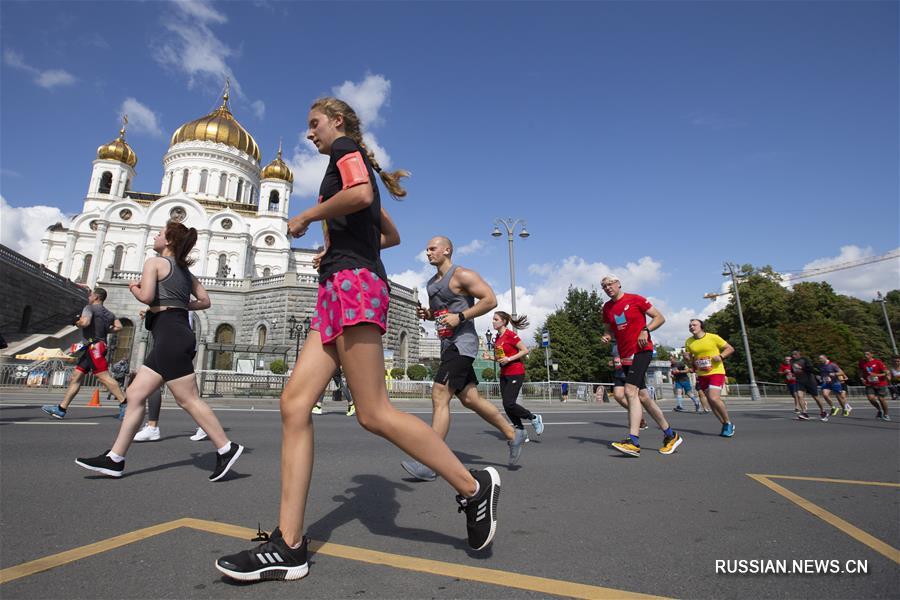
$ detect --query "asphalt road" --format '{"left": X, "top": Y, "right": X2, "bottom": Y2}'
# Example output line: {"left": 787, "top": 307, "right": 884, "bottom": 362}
{"left": 1, "top": 396, "right": 898, "bottom": 599}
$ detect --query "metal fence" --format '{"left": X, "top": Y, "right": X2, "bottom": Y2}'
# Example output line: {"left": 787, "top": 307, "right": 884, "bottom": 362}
{"left": 0, "top": 363, "right": 101, "bottom": 389}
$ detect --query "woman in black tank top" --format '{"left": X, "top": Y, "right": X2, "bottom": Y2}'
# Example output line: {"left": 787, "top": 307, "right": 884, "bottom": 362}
{"left": 75, "top": 221, "right": 244, "bottom": 482}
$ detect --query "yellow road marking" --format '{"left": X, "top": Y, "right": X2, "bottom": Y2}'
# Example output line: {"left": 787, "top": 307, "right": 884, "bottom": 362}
{"left": 747, "top": 474, "right": 900, "bottom": 564}
{"left": 1, "top": 518, "right": 665, "bottom": 599}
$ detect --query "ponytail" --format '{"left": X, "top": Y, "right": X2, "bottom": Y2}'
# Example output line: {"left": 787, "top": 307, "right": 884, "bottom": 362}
{"left": 495, "top": 311, "right": 529, "bottom": 330}
{"left": 165, "top": 220, "right": 197, "bottom": 268}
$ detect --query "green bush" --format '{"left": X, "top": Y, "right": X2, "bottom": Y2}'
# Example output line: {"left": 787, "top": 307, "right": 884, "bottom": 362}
{"left": 407, "top": 364, "right": 428, "bottom": 381}
{"left": 270, "top": 359, "right": 287, "bottom": 375}
{"left": 481, "top": 368, "right": 496, "bottom": 381}
{"left": 390, "top": 367, "right": 405, "bottom": 380}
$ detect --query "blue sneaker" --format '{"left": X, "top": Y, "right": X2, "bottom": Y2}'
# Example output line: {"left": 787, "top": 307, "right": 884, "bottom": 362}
{"left": 116, "top": 403, "right": 127, "bottom": 421}
{"left": 530, "top": 414, "right": 544, "bottom": 436}
{"left": 41, "top": 404, "right": 66, "bottom": 419}
{"left": 720, "top": 422, "right": 735, "bottom": 437}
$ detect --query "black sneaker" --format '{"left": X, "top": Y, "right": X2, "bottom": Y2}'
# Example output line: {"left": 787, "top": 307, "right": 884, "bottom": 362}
{"left": 75, "top": 451, "right": 124, "bottom": 477}
{"left": 216, "top": 527, "right": 309, "bottom": 582}
{"left": 455, "top": 467, "right": 500, "bottom": 551}
{"left": 209, "top": 442, "right": 244, "bottom": 482}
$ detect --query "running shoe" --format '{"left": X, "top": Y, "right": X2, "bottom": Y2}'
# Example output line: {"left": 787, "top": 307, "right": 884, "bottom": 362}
{"left": 793, "top": 408, "right": 800, "bottom": 414}
{"left": 702, "top": 409, "right": 712, "bottom": 414}
{"left": 720, "top": 422, "right": 735, "bottom": 438}
{"left": 117, "top": 402, "right": 127, "bottom": 421}
{"left": 531, "top": 414, "right": 544, "bottom": 436}
{"left": 820, "top": 411, "right": 829, "bottom": 422}
{"left": 875, "top": 411, "right": 884, "bottom": 420}
{"left": 797, "top": 412, "right": 810, "bottom": 421}
{"left": 209, "top": 442, "right": 244, "bottom": 482}
{"left": 456, "top": 467, "right": 501, "bottom": 551}
{"left": 75, "top": 451, "right": 124, "bottom": 477}
{"left": 830, "top": 406, "right": 841, "bottom": 416}
{"left": 133, "top": 425, "right": 160, "bottom": 442}
{"left": 311, "top": 405, "right": 323, "bottom": 415}
{"left": 695, "top": 406, "right": 703, "bottom": 413}
{"left": 216, "top": 527, "right": 309, "bottom": 582}
{"left": 401, "top": 460, "right": 437, "bottom": 482}
{"left": 639, "top": 418, "right": 648, "bottom": 430}
{"left": 611, "top": 438, "right": 641, "bottom": 457}
{"left": 674, "top": 406, "right": 685, "bottom": 412}
{"left": 880, "top": 414, "right": 892, "bottom": 421}
{"left": 346, "top": 403, "right": 356, "bottom": 417}
{"left": 41, "top": 404, "right": 66, "bottom": 419}
{"left": 190, "top": 427, "right": 208, "bottom": 441}
{"left": 842, "top": 405, "right": 852, "bottom": 417}
{"left": 659, "top": 432, "right": 683, "bottom": 455}
{"left": 508, "top": 428, "right": 526, "bottom": 466}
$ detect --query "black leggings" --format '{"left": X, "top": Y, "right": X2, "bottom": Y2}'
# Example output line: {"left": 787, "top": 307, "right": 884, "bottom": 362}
{"left": 147, "top": 387, "right": 163, "bottom": 422}
{"left": 500, "top": 375, "right": 534, "bottom": 429}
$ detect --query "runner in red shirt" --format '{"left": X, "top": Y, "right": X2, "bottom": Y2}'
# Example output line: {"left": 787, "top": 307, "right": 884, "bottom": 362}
{"left": 600, "top": 275, "right": 682, "bottom": 457}
{"left": 778, "top": 356, "right": 801, "bottom": 413}
{"left": 858, "top": 351, "right": 890, "bottom": 421}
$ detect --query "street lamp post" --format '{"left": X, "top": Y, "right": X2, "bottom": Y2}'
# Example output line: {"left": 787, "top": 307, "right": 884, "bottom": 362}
{"left": 720, "top": 262, "right": 761, "bottom": 402}
{"left": 491, "top": 218, "right": 530, "bottom": 321}
{"left": 287, "top": 315, "right": 311, "bottom": 366}
{"left": 875, "top": 291, "right": 898, "bottom": 355}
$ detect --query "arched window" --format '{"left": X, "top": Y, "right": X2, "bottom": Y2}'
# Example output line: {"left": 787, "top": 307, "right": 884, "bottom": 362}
{"left": 250, "top": 187, "right": 257, "bottom": 205}
{"left": 235, "top": 179, "right": 244, "bottom": 203}
{"left": 268, "top": 190, "right": 280, "bottom": 212}
{"left": 218, "top": 173, "right": 227, "bottom": 197}
{"left": 110, "top": 319, "right": 135, "bottom": 364}
{"left": 78, "top": 254, "right": 92, "bottom": 283}
{"left": 19, "top": 305, "right": 32, "bottom": 333}
{"left": 257, "top": 325, "right": 267, "bottom": 347}
{"left": 112, "top": 245, "right": 125, "bottom": 271}
{"left": 212, "top": 324, "right": 235, "bottom": 370}
{"left": 398, "top": 331, "right": 409, "bottom": 371}
{"left": 216, "top": 253, "right": 229, "bottom": 279}
{"left": 262, "top": 267, "right": 271, "bottom": 277}
{"left": 167, "top": 172, "right": 174, "bottom": 195}
{"left": 125, "top": 178, "right": 131, "bottom": 192}
{"left": 98, "top": 172, "right": 113, "bottom": 194}
{"left": 199, "top": 170, "right": 208, "bottom": 193}
{"left": 55, "top": 262, "right": 62, "bottom": 274}
{"left": 181, "top": 168, "right": 189, "bottom": 192}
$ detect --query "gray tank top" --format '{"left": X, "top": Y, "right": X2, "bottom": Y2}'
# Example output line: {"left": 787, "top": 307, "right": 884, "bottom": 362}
{"left": 150, "top": 256, "right": 192, "bottom": 309}
{"left": 427, "top": 264, "right": 478, "bottom": 358}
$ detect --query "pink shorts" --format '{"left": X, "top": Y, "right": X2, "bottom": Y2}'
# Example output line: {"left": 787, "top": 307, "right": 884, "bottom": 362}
{"left": 697, "top": 374, "right": 726, "bottom": 391}
{"left": 310, "top": 268, "right": 390, "bottom": 344}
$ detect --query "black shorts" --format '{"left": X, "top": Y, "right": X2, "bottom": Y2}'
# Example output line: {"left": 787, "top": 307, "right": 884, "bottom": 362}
{"left": 142, "top": 309, "right": 195, "bottom": 382}
{"left": 621, "top": 350, "right": 651, "bottom": 389}
{"left": 797, "top": 377, "right": 818, "bottom": 396}
{"left": 866, "top": 386, "right": 887, "bottom": 398}
{"left": 434, "top": 344, "right": 478, "bottom": 393}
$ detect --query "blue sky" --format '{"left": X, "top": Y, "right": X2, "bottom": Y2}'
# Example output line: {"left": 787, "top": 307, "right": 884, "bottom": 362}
{"left": 2, "top": 0, "right": 898, "bottom": 345}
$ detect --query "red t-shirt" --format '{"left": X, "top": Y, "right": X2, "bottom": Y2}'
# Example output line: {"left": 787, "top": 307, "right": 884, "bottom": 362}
{"left": 778, "top": 363, "right": 796, "bottom": 382}
{"left": 602, "top": 293, "right": 653, "bottom": 365}
{"left": 494, "top": 329, "right": 526, "bottom": 376}
{"left": 858, "top": 359, "right": 888, "bottom": 387}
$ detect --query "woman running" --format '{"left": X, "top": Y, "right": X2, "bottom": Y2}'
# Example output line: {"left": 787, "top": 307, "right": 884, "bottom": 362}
{"left": 490, "top": 311, "right": 543, "bottom": 450}
{"left": 215, "top": 97, "right": 500, "bottom": 583}
{"left": 75, "top": 221, "right": 243, "bottom": 481}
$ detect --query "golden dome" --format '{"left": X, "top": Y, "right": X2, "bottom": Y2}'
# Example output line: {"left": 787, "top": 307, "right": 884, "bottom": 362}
{"left": 97, "top": 119, "right": 137, "bottom": 167}
{"left": 169, "top": 91, "right": 260, "bottom": 162}
{"left": 261, "top": 141, "right": 293, "bottom": 183}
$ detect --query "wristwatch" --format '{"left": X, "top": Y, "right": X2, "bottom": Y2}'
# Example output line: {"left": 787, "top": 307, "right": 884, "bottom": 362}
{"left": 457, "top": 312, "right": 467, "bottom": 323}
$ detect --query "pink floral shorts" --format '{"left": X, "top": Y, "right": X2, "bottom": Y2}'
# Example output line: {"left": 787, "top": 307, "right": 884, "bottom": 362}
{"left": 310, "top": 268, "right": 390, "bottom": 344}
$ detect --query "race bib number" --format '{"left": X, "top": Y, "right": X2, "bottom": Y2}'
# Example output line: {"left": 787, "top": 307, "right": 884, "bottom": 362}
{"left": 868, "top": 375, "right": 880, "bottom": 383}
{"left": 69, "top": 342, "right": 85, "bottom": 354}
{"left": 695, "top": 358, "right": 712, "bottom": 370}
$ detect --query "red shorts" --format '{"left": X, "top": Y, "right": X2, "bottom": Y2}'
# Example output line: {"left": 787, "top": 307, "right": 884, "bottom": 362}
{"left": 697, "top": 373, "right": 726, "bottom": 391}
{"left": 310, "top": 268, "right": 390, "bottom": 345}
{"left": 75, "top": 341, "right": 109, "bottom": 374}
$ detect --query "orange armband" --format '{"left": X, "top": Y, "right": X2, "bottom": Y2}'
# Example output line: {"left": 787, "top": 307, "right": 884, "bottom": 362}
{"left": 336, "top": 151, "right": 370, "bottom": 189}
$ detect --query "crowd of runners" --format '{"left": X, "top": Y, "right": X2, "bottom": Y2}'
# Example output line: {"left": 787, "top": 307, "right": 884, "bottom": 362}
{"left": 34, "top": 95, "right": 897, "bottom": 584}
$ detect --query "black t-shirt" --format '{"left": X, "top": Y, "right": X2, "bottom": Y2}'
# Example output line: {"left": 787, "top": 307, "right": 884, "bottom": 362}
{"left": 317, "top": 136, "right": 387, "bottom": 284}
{"left": 671, "top": 362, "right": 690, "bottom": 383}
{"left": 790, "top": 357, "right": 815, "bottom": 381}
{"left": 81, "top": 304, "right": 116, "bottom": 342}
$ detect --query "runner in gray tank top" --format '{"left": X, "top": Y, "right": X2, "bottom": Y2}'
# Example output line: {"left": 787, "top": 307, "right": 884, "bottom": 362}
{"left": 401, "top": 236, "right": 524, "bottom": 481}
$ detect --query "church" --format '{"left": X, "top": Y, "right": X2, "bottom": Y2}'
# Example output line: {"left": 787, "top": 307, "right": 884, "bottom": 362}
{"left": 38, "top": 90, "right": 419, "bottom": 373}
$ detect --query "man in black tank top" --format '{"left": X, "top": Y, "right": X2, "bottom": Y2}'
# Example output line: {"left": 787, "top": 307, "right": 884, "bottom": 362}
{"left": 42, "top": 287, "right": 127, "bottom": 419}
{"left": 401, "top": 236, "right": 522, "bottom": 481}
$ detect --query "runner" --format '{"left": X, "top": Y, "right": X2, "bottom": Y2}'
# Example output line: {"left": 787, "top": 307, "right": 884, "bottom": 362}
{"left": 818, "top": 354, "right": 851, "bottom": 416}
{"left": 601, "top": 342, "right": 648, "bottom": 430}
{"left": 889, "top": 356, "right": 900, "bottom": 401}
{"left": 401, "top": 236, "right": 526, "bottom": 480}
{"left": 858, "top": 351, "right": 891, "bottom": 420}
{"left": 311, "top": 368, "right": 356, "bottom": 416}
{"left": 216, "top": 99, "right": 500, "bottom": 583}
{"left": 560, "top": 381, "right": 569, "bottom": 403}
{"left": 684, "top": 319, "right": 736, "bottom": 437}
{"left": 789, "top": 350, "right": 829, "bottom": 421}
{"left": 75, "top": 221, "right": 243, "bottom": 480}
{"left": 41, "top": 287, "right": 127, "bottom": 420}
{"left": 778, "top": 355, "right": 801, "bottom": 413}
{"left": 600, "top": 275, "right": 682, "bottom": 457}
{"left": 669, "top": 355, "right": 701, "bottom": 413}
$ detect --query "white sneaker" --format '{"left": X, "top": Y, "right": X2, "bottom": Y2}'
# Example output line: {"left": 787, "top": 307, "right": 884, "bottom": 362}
{"left": 190, "top": 427, "right": 208, "bottom": 441}
{"left": 133, "top": 425, "right": 160, "bottom": 442}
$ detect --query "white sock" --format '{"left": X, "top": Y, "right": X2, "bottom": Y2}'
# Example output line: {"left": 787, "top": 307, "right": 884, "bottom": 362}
{"left": 217, "top": 442, "right": 232, "bottom": 455}
{"left": 468, "top": 480, "right": 481, "bottom": 499}
{"left": 107, "top": 451, "right": 125, "bottom": 463}
{"left": 289, "top": 538, "right": 304, "bottom": 550}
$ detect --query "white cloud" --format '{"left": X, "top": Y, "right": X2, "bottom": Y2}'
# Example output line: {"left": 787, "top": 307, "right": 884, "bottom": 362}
{"left": 3, "top": 49, "right": 76, "bottom": 89}
{"left": 251, "top": 100, "right": 266, "bottom": 120}
{"left": 456, "top": 239, "right": 485, "bottom": 256}
{"left": 333, "top": 73, "right": 391, "bottom": 126}
{"left": 120, "top": 98, "right": 163, "bottom": 137}
{"left": 286, "top": 138, "right": 329, "bottom": 199}
{"left": 170, "top": 0, "right": 227, "bottom": 24}
{"left": 789, "top": 245, "right": 900, "bottom": 299}
{"left": 528, "top": 255, "right": 665, "bottom": 309}
{"left": 0, "top": 196, "right": 71, "bottom": 262}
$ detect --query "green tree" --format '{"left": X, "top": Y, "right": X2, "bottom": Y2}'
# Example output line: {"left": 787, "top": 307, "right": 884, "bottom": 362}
{"left": 406, "top": 364, "right": 428, "bottom": 381}
{"left": 269, "top": 359, "right": 287, "bottom": 374}
{"left": 481, "top": 367, "right": 496, "bottom": 380}
{"left": 390, "top": 367, "right": 405, "bottom": 380}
